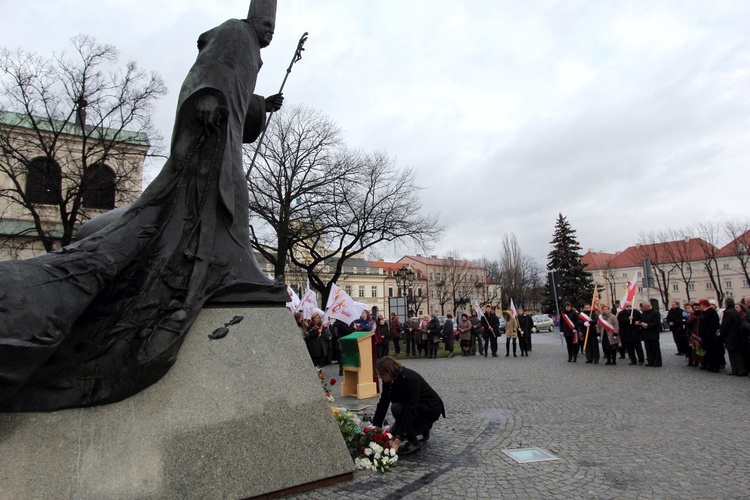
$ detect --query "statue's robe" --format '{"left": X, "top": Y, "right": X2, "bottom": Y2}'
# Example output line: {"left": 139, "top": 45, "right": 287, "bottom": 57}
{"left": 0, "top": 19, "right": 285, "bottom": 411}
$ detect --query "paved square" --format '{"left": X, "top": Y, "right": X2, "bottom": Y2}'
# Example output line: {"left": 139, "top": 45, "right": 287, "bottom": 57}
{"left": 295, "top": 332, "right": 750, "bottom": 499}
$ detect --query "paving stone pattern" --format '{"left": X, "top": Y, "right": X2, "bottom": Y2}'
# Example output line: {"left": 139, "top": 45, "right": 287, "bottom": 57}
{"left": 294, "top": 332, "right": 750, "bottom": 499}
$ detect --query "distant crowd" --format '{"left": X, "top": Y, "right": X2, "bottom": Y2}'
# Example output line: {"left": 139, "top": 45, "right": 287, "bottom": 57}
{"left": 558, "top": 297, "right": 750, "bottom": 377}
{"left": 294, "top": 306, "right": 539, "bottom": 375}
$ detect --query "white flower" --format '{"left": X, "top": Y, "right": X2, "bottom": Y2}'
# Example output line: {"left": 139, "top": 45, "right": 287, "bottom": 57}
{"left": 364, "top": 448, "right": 372, "bottom": 456}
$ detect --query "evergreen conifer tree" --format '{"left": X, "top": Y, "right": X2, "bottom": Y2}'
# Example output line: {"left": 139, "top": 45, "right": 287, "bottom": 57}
{"left": 544, "top": 213, "right": 594, "bottom": 311}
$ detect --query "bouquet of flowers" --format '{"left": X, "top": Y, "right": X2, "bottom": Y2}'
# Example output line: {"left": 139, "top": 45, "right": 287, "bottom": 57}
{"left": 317, "top": 368, "right": 336, "bottom": 403}
{"left": 331, "top": 408, "right": 399, "bottom": 473}
{"left": 353, "top": 426, "right": 399, "bottom": 472}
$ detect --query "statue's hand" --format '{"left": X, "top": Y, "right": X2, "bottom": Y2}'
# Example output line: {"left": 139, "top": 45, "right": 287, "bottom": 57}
{"left": 195, "top": 94, "right": 228, "bottom": 131}
{"left": 265, "top": 93, "right": 284, "bottom": 112}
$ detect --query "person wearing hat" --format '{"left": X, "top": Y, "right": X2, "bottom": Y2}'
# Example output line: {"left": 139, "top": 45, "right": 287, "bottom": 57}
{"left": 0, "top": 0, "right": 288, "bottom": 411}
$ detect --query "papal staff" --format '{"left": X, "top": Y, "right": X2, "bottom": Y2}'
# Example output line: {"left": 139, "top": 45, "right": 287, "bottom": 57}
{"left": 246, "top": 31, "right": 308, "bottom": 179}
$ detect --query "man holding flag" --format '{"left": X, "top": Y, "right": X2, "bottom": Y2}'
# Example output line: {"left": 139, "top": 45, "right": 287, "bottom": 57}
{"left": 617, "top": 301, "right": 645, "bottom": 365}
{"left": 580, "top": 286, "right": 601, "bottom": 364}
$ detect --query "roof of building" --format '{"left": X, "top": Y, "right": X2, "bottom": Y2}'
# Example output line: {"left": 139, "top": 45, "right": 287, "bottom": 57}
{"left": 717, "top": 229, "right": 750, "bottom": 258}
{"left": 583, "top": 238, "right": 713, "bottom": 270}
{"left": 368, "top": 260, "right": 406, "bottom": 272}
{"left": 581, "top": 251, "right": 618, "bottom": 270}
{"left": 0, "top": 110, "right": 150, "bottom": 147}
{"left": 399, "top": 254, "right": 485, "bottom": 270}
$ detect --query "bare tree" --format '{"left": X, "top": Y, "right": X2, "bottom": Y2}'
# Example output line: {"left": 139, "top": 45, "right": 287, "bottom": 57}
{"left": 434, "top": 251, "right": 477, "bottom": 315}
{"left": 660, "top": 228, "right": 696, "bottom": 302}
{"left": 723, "top": 219, "right": 750, "bottom": 290}
{"left": 248, "top": 108, "right": 443, "bottom": 302}
{"left": 497, "top": 233, "right": 543, "bottom": 309}
{"left": 0, "top": 36, "right": 165, "bottom": 256}
{"left": 636, "top": 231, "right": 676, "bottom": 309}
{"left": 245, "top": 105, "right": 350, "bottom": 277}
{"left": 691, "top": 222, "right": 725, "bottom": 303}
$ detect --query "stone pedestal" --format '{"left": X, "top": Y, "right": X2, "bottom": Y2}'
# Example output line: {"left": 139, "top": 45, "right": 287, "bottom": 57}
{"left": 0, "top": 306, "right": 354, "bottom": 499}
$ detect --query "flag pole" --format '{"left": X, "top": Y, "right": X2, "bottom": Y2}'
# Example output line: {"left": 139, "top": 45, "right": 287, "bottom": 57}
{"left": 246, "top": 31, "right": 309, "bottom": 180}
{"left": 583, "top": 284, "right": 599, "bottom": 351}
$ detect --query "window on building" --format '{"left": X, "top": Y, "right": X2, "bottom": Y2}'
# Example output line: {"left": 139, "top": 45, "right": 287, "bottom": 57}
{"left": 82, "top": 163, "right": 116, "bottom": 209}
{"left": 637, "top": 286, "right": 643, "bottom": 293}
{"left": 706, "top": 282, "right": 713, "bottom": 290}
{"left": 353, "top": 267, "right": 357, "bottom": 274}
{"left": 430, "top": 289, "right": 435, "bottom": 298}
{"left": 688, "top": 283, "right": 696, "bottom": 291}
{"left": 727, "top": 291, "right": 734, "bottom": 297}
{"left": 345, "top": 285, "right": 352, "bottom": 296}
{"left": 387, "top": 270, "right": 392, "bottom": 277}
{"left": 687, "top": 264, "right": 692, "bottom": 272}
{"left": 358, "top": 286, "right": 365, "bottom": 298}
{"left": 726, "top": 281, "right": 733, "bottom": 289}
{"left": 429, "top": 272, "right": 434, "bottom": 281}
{"left": 388, "top": 287, "right": 393, "bottom": 297}
{"left": 723, "top": 263, "right": 731, "bottom": 270}
{"left": 25, "top": 156, "right": 61, "bottom": 205}
{"left": 371, "top": 286, "right": 377, "bottom": 298}
{"left": 622, "top": 273, "right": 628, "bottom": 278}
{"left": 742, "top": 280, "right": 749, "bottom": 288}
{"left": 672, "top": 284, "right": 679, "bottom": 291}
{"left": 417, "top": 287, "right": 423, "bottom": 297}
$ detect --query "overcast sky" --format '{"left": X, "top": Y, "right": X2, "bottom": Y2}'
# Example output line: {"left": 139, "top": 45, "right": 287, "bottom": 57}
{"left": 3, "top": 1, "right": 749, "bottom": 266}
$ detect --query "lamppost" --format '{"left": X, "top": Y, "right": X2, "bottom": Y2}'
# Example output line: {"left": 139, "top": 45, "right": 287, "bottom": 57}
{"left": 394, "top": 265, "right": 415, "bottom": 316}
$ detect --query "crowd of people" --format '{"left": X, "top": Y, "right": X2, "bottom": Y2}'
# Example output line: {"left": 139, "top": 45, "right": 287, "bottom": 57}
{"left": 558, "top": 296, "right": 750, "bottom": 376}
{"left": 294, "top": 306, "right": 539, "bottom": 372}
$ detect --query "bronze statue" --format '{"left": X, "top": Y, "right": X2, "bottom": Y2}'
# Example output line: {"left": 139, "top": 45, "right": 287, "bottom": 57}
{"left": 0, "top": 0, "right": 286, "bottom": 411}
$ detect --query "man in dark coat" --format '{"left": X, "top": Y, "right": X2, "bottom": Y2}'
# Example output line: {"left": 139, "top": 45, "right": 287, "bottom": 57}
{"left": 667, "top": 301, "right": 686, "bottom": 355}
{"left": 560, "top": 302, "right": 580, "bottom": 362}
{"left": 638, "top": 301, "right": 662, "bottom": 367}
{"left": 481, "top": 305, "right": 501, "bottom": 357}
{"left": 698, "top": 298, "right": 722, "bottom": 372}
{"left": 579, "top": 304, "right": 600, "bottom": 364}
{"left": 721, "top": 298, "right": 745, "bottom": 376}
{"left": 517, "top": 308, "right": 534, "bottom": 355}
{"left": 618, "top": 302, "right": 645, "bottom": 365}
{"left": 372, "top": 357, "right": 445, "bottom": 455}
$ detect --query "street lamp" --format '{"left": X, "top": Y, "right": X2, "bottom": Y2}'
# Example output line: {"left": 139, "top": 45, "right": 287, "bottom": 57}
{"left": 394, "top": 265, "right": 415, "bottom": 315}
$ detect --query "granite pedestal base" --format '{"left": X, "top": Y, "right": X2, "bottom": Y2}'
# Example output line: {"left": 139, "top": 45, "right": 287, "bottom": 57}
{"left": 0, "top": 305, "right": 354, "bottom": 499}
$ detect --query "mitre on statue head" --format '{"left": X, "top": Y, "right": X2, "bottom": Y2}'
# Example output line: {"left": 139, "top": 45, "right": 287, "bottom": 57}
{"left": 247, "top": 0, "right": 277, "bottom": 22}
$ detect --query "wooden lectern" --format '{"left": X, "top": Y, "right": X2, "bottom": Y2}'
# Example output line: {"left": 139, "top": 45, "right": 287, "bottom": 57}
{"left": 339, "top": 331, "right": 378, "bottom": 399}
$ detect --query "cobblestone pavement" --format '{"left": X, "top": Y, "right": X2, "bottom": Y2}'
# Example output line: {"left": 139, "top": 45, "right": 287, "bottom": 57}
{"left": 294, "top": 332, "right": 750, "bottom": 499}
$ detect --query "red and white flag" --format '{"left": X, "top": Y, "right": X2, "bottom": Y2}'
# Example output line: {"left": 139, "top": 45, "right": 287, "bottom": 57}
{"left": 598, "top": 316, "right": 615, "bottom": 333}
{"left": 509, "top": 298, "right": 518, "bottom": 318}
{"left": 619, "top": 271, "right": 639, "bottom": 306}
{"left": 562, "top": 313, "right": 576, "bottom": 331}
{"left": 578, "top": 312, "right": 592, "bottom": 323}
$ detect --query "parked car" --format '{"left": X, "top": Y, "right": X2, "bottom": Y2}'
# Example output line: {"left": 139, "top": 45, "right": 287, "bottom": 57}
{"left": 498, "top": 316, "right": 506, "bottom": 333}
{"left": 660, "top": 311, "right": 669, "bottom": 332}
{"left": 531, "top": 314, "right": 554, "bottom": 333}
